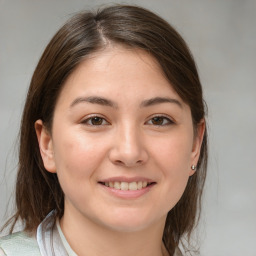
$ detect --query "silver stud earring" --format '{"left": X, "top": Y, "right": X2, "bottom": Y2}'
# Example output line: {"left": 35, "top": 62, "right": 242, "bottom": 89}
{"left": 191, "top": 165, "right": 196, "bottom": 171}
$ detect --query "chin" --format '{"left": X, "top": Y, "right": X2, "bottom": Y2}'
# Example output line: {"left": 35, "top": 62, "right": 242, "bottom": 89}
{"left": 105, "top": 220, "right": 152, "bottom": 233}
{"left": 98, "top": 209, "right": 162, "bottom": 233}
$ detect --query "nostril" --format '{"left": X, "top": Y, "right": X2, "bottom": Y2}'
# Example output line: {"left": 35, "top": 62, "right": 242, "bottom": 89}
{"left": 114, "top": 160, "right": 125, "bottom": 166}
{"left": 113, "top": 159, "right": 143, "bottom": 167}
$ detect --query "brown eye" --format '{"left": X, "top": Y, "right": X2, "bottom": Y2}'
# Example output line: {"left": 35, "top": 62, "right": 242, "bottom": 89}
{"left": 82, "top": 116, "right": 109, "bottom": 126}
{"left": 147, "top": 116, "right": 173, "bottom": 126}
{"left": 91, "top": 117, "right": 103, "bottom": 125}
{"left": 152, "top": 117, "right": 164, "bottom": 125}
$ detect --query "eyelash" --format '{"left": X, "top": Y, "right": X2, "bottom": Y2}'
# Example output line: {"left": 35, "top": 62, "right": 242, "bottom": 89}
{"left": 81, "top": 115, "right": 110, "bottom": 126}
{"left": 81, "top": 115, "right": 174, "bottom": 126}
{"left": 145, "top": 115, "right": 174, "bottom": 126}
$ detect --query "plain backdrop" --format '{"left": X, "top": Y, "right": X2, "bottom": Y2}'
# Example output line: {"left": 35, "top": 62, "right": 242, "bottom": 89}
{"left": 0, "top": 0, "right": 255, "bottom": 255}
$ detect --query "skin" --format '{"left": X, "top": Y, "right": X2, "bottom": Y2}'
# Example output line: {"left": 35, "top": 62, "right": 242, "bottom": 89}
{"left": 35, "top": 46, "right": 205, "bottom": 256}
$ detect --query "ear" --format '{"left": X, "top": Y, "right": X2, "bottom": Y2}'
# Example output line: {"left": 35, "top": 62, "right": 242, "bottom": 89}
{"left": 189, "top": 119, "right": 205, "bottom": 176}
{"left": 35, "top": 120, "right": 56, "bottom": 173}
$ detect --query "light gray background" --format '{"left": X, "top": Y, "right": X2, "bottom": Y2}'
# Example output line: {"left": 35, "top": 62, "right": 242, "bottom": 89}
{"left": 0, "top": 0, "right": 255, "bottom": 255}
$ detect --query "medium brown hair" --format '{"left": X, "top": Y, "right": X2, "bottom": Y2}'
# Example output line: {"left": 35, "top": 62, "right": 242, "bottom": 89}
{"left": 5, "top": 5, "right": 207, "bottom": 255}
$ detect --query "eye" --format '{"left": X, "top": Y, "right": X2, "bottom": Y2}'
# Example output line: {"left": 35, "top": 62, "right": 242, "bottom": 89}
{"left": 81, "top": 116, "right": 109, "bottom": 126}
{"left": 146, "top": 115, "right": 174, "bottom": 126}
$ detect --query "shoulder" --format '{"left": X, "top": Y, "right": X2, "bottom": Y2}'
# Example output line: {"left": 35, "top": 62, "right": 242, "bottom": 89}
{"left": 0, "top": 231, "right": 41, "bottom": 256}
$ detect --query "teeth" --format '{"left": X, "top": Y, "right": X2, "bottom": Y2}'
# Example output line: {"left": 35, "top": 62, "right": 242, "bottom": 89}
{"left": 128, "top": 182, "right": 137, "bottom": 190}
{"left": 137, "top": 181, "right": 142, "bottom": 189}
{"left": 120, "top": 182, "right": 128, "bottom": 190}
{"left": 114, "top": 181, "right": 121, "bottom": 190}
{"left": 103, "top": 181, "right": 152, "bottom": 190}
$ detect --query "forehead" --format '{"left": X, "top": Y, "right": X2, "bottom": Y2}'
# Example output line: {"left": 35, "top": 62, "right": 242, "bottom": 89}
{"left": 56, "top": 46, "right": 183, "bottom": 107}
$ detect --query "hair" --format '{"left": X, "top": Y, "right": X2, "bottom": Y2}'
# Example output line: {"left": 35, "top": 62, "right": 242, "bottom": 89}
{"left": 3, "top": 4, "right": 207, "bottom": 255}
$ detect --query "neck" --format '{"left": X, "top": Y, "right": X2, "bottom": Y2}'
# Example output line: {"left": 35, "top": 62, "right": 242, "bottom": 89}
{"left": 60, "top": 206, "right": 169, "bottom": 256}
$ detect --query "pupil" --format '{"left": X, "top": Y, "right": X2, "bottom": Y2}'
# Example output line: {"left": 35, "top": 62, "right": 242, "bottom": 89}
{"left": 152, "top": 117, "right": 163, "bottom": 125}
{"left": 92, "top": 117, "right": 103, "bottom": 125}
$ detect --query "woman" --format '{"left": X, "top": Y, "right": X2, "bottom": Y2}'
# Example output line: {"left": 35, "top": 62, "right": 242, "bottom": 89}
{"left": 0, "top": 4, "right": 207, "bottom": 256}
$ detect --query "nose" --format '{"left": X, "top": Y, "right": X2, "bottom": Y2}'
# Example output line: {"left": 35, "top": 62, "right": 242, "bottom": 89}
{"left": 108, "top": 124, "right": 149, "bottom": 167}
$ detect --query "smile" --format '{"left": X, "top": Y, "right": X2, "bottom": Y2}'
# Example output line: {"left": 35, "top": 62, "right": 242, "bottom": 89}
{"left": 98, "top": 178, "right": 156, "bottom": 199}
{"left": 102, "top": 181, "right": 154, "bottom": 191}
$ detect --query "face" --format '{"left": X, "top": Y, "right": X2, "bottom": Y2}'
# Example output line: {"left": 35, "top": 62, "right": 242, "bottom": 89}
{"left": 36, "top": 46, "right": 204, "bottom": 233}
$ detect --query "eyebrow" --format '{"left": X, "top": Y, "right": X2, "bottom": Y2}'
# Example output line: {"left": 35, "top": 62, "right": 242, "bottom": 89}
{"left": 140, "top": 97, "right": 183, "bottom": 108}
{"left": 70, "top": 96, "right": 182, "bottom": 109}
{"left": 70, "top": 96, "right": 118, "bottom": 108}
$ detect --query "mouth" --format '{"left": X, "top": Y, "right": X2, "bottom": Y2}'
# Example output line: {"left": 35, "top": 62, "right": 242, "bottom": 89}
{"left": 98, "top": 181, "right": 156, "bottom": 191}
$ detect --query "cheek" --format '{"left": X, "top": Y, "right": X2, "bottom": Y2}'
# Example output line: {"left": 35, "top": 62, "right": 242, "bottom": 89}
{"left": 152, "top": 131, "right": 193, "bottom": 173}
{"left": 52, "top": 131, "right": 106, "bottom": 188}
{"left": 52, "top": 132, "right": 109, "bottom": 209}
{"left": 150, "top": 131, "right": 193, "bottom": 208}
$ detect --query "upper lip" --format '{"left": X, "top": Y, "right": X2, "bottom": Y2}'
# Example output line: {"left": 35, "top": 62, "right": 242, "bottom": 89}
{"left": 98, "top": 176, "right": 156, "bottom": 183}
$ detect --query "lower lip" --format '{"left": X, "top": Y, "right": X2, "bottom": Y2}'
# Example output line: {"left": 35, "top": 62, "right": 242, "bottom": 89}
{"left": 99, "top": 183, "right": 155, "bottom": 199}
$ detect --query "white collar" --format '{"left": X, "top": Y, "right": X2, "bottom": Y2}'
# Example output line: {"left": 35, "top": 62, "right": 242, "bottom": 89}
{"left": 56, "top": 218, "right": 78, "bottom": 256}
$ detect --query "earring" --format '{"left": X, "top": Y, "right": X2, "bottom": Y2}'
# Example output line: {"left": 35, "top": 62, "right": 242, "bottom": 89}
{"left": 191, "top": 165, "right": 196, "bottom": 171}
